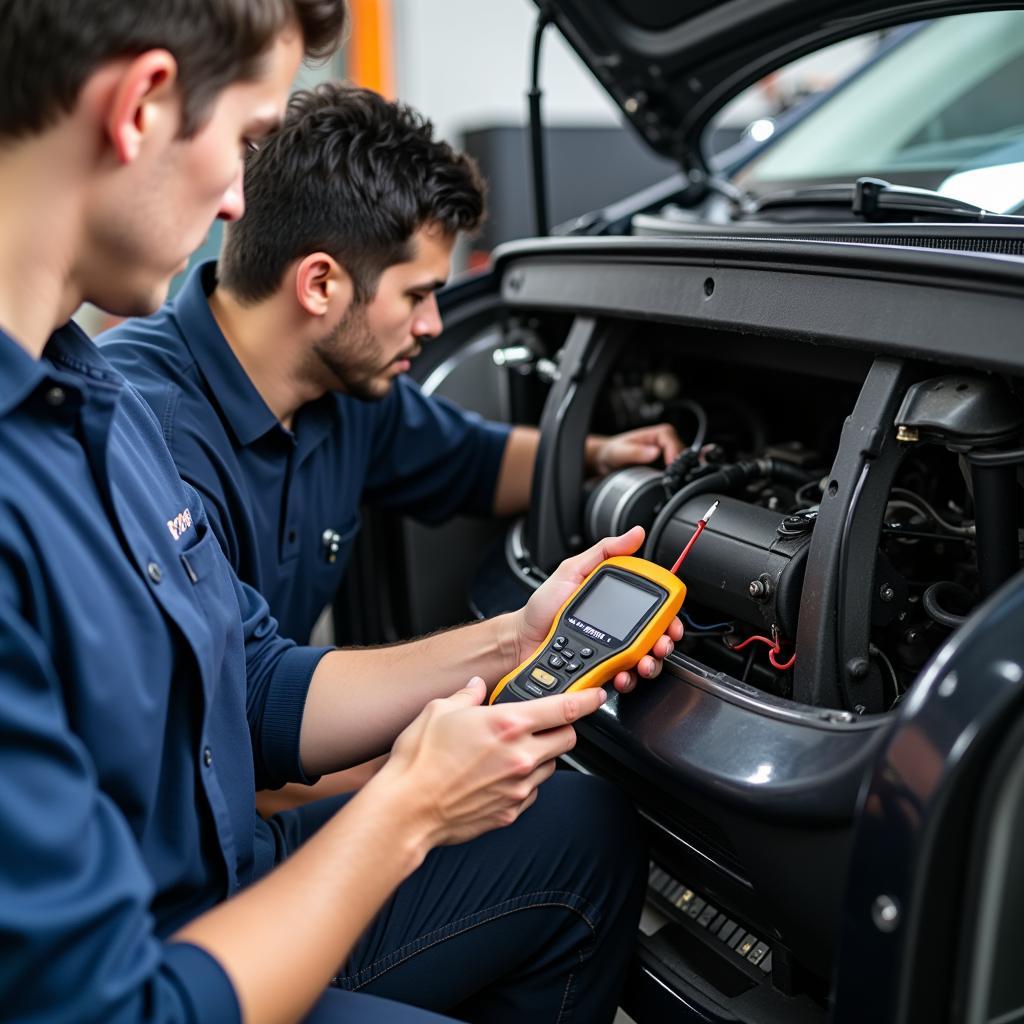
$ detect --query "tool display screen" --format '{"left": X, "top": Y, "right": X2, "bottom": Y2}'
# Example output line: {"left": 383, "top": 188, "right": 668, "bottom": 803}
{"left": 572, "top": 574, "right": 660, "bottom": 639}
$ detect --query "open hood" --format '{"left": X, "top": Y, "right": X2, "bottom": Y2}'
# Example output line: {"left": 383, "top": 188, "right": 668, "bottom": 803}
{"left": 534, "top": 1, "right": 1005, "bottom": 171}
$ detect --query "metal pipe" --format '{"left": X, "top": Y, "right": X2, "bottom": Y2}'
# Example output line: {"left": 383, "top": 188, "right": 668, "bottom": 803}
{"left": 528, "top": 11, "right": 551, "bottom": 237}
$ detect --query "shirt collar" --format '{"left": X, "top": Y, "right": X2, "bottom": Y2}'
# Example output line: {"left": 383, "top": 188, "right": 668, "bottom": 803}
{"left": 0, "top": 319, "right": 115, "bottom": 419}
{"left": 172, "top": 261, "right": 280, "bottom": 447}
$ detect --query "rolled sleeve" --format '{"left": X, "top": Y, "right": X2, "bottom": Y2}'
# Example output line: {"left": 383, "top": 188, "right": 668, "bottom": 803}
{"left": 257, "top": 643, "right": 333, "bottom": 787}
{"left": 234, "top": 574, "right": 331, "bottom": 788}
{"left": 162, "top": 943, "right": 241, "bottom": 1024}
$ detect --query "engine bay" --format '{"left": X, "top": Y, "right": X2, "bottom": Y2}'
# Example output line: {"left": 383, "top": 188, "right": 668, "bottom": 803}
{"left": 501, "top": 315, "right": 1024, "bottom": 716}
{"left": 395, "top": 236, "right": 1024, "bottom": 1019}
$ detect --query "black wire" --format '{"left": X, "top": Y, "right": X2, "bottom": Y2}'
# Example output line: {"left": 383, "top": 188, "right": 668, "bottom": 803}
{"left": 870, "top": 646, "right": 901, "bottom": 708}
{"left": 740, "top": 646, "right": 756, "bottom": 683}
{"left": 528, "top": 11, "right": 551, "bottom": 237}
{"left": 669, "top": 399, "right": 708, "bottom": 451}
{"left": 795, "top": 479, "right": 823, "bottom": 506}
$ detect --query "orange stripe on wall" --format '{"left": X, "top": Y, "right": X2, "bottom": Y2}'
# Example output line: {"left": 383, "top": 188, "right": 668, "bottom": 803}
{"left": 348, "top": 0, "right": 395, "bottom": 97}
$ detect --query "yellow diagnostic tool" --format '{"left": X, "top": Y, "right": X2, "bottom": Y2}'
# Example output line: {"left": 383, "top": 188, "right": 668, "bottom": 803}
{"left": 490, "top": 502, "right": 718, "bottom": 704}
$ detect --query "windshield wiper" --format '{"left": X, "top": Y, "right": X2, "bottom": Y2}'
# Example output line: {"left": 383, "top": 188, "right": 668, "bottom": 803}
{"left": 750, "top": 176, "right": 1024, "bottom": 224}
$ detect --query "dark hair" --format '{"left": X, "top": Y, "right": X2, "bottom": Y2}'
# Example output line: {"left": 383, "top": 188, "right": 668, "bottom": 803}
{"left": 219, "top": 82, "right": 486, "bottom": 304}
{"left": 0, "top": 0, "right": 347, "bottom": 140}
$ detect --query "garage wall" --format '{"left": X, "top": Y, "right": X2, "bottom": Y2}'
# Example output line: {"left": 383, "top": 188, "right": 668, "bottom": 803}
{"left": 391, "top": 0, "right": 621, "bottom": 143}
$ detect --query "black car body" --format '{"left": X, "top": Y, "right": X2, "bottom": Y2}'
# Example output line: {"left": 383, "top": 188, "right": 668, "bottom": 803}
{"left": 336, "top": 4, "right": 1024, "bottom": 1022}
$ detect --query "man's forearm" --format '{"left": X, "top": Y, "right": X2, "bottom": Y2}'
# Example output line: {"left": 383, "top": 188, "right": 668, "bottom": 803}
{"left": 492, "top": 426, "right": 539, "bottom": 516}
{"left": 298, "top": 612, "right": 519, "bottom": 776}
{"left": 493, "top": 426, "right": 608, "bottom": 517}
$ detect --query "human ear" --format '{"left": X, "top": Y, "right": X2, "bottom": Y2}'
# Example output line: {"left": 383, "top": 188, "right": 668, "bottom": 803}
{"left": 294, "top": 254, "right": 354, "bottom": 319}
{"left": 103, "top": 50, "right": 179, "bottom": 164}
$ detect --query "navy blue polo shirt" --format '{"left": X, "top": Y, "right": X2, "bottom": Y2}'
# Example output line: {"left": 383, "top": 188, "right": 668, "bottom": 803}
{"left": 100, "top": 262, "right": 512, "bottom": 642}
{"left": 0, "top": 321, "right": 328, "bottom": 1021}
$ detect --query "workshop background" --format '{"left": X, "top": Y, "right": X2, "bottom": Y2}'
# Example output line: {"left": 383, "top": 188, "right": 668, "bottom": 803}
{"left": 78, "top": 0, "right": 876, "bottom": 334}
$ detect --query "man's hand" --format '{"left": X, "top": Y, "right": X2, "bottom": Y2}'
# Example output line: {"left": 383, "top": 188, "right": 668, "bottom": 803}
{"left": 513, "top": 526, "right": 684, "bottom": 694}
{"left": 587, "top": 423, "right": 685, "bottom": 478}
{"left": 374, "top": 677, "right": 607, "bottom": 847}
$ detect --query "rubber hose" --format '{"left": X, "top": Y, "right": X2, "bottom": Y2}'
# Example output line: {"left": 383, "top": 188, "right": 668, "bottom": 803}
{"left": 922, "top": 580, "right": 974, "bottom": 629}
{"left": 644, "top": 460, "right": 762, "bottom": 562}
{"left": 764, "top": 458, "right": 818, "bottom": 488}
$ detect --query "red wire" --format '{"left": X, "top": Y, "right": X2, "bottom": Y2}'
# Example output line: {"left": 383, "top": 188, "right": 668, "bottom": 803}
{"left": 726, "top": 632, "right": 797, "bottom": 671}
{"left": 727, "top": 633, "right": 776, "bottom": 652}
{"left": 769, "top": 649, "right": 797, "bottom": 671}
{"left": 670, "top": 520, "right": 706, "bottom": 575}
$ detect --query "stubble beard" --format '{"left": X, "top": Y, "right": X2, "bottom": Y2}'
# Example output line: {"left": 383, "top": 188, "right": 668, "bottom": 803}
{"left": 311, "top": 303, "right": 392, "bottom": 401}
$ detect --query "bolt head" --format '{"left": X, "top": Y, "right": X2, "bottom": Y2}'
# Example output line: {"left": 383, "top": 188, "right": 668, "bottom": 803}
{"left": 872, "top": 895, "right": 900, "bottom": 932}
{"left": 847, "top": 656, "right": 870, "bottom": 680}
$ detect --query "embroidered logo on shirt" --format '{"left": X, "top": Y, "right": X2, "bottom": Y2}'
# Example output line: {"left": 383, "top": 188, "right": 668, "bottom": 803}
{"left": 166, "top": 507, "right": 194, "bottom": 542}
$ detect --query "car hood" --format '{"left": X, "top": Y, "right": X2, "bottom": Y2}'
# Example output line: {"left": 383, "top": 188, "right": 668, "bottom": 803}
{"left": 534, "top": 0, "right": 1009, "bottom": 171}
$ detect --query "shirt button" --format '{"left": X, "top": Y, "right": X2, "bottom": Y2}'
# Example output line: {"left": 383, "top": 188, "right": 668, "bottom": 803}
{"left": 147, "top": 561, "right": 162, "bottom": 584}
{"left": 44, "top": 386, "right": 66, "bottom": 407}
{"left": 203, "top": 747, "right": 213, "bottom": 768}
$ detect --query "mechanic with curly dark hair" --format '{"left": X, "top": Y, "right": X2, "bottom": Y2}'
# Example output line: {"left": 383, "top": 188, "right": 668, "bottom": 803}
{"left": 101, "top": 83, "right": 683, "bottom": 812}
{"left": 103, "top": 82, "right": 682, "bottom": 647}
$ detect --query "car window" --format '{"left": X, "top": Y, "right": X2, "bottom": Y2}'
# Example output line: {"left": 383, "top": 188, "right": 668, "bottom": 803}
{"left": 718, "top": 11, "right": 1024, "bottom": 211}
{"left": 705, "top": 32, "right": 883, "bottom": 160}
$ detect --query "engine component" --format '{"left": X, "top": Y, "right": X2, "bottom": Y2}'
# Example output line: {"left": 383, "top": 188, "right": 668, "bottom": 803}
{"left": 586, "top": 462, "right": 818, "bottom": 639}
{"left": 651, "top": 494, "right": 811, "bottom": 638}
{"left": 896, "top": 374, "right": 1024, "bottom": 597}
{"left": 585, "top": 466, "right": 663, "bottom": 543}
{"left": 895, "top": 375, "right": 1024, "bottom": 446}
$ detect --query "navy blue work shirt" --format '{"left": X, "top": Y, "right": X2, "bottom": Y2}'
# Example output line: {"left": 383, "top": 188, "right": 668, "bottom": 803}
{"left": 0, "top": 321, "right": 329, "bottom": 1021}
{"left": 100, "top": 262, "right": 512, "bottom": 642}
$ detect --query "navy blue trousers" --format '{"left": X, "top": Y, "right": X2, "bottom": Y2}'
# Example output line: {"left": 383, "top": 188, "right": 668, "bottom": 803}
{"left": 265, "top": 770, "right": 647, "bottom": 1023}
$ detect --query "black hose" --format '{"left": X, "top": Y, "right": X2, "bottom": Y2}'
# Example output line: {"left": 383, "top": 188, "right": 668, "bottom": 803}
{"left": 672, "top": 399, "right": 708, "bottom": 451}
{"left": 765, "top": 458, "right": 817, "bottom": 488}
{"left": 644, "top": 460, "right": 762, "bottom": 562}
{"left": 922, "top": 580, "right": 974, "bottom": 629}
{"left": 971, "top": 460, "right": 1020, "bottom": 597}
{"left": 646, "top": 457, "right": 818, "bottom": 562}
{"left": 967, "top": 447, "right": 1024, "bottom": 467}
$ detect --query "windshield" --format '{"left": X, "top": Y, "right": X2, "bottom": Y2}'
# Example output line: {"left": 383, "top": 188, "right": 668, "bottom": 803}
{"left": 733, "top": 11, "right": 1024, "bottom": 212}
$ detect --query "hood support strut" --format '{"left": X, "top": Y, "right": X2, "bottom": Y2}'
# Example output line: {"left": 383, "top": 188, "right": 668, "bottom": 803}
{"left": 529, "top": 9, "right": 552, "bottom": 237}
